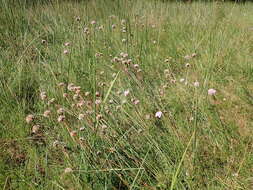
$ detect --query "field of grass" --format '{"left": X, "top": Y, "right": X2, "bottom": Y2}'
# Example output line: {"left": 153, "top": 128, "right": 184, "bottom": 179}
{"left": 0, "top": 0, "right": 253, "bottom": 189}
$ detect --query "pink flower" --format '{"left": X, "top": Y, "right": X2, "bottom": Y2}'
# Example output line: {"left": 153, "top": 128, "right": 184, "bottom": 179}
{"left": 63, "top": 50, "right": 69, "bottom": 54}
{"left": 64, "top": 42, "right": 70, "bottom": 46}
{"left": 193, "top": 81, "right": 200, "bottom": 87}
{"left": 133, "top": 99, "right": 140, "bottom": 105}
{"left": 91, "top": 20, "right": 96, "bottom": 25}
{"left": 57, "top": 115, "right": 65, "bottom": 122}
{"left": 43, "top": 110, "right": 51, "bottom": 117}
{"left": 40, "top": 91, "right": 47, "bottom": 100}
{"left": 25, "top": 114, "right": 34, "bottom": 123}
{"left": 208, "top": 88, "right": 216, "bottom": 95}
{"left": 123, "top": 90, "right": 130, "bottom": 96}
{"left": 155, "top": 111, "right": 162, "bottom": 118}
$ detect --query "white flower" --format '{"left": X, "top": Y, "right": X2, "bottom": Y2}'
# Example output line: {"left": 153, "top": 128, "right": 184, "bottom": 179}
{"left": 208, "top": 88, "right": 217, "bottom": 95}
{"left": 155, "top": 111, "right": 163, "bottom": 118}
{"left": 193, "top": 81, "right": 200, "bottom": 87}
{"left": 123, "top": 90, "right": 130, "bottom": 96}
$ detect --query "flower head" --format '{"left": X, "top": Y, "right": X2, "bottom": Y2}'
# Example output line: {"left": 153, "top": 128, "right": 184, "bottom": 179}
{"left": 193, "top": 81, "right": 200, "bottom": 87}
{"left": 208, "top": 88, "right": 217, "bottom": 96}
{"left": 155, "top": 111, "right": 163, "bottom": 118}
{"left": 26, "top": 114, "right": 34, "bottom": 123}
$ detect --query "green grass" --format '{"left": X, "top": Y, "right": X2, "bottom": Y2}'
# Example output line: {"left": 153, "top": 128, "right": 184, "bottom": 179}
{"left": 0, "top": 0, "right": 253, "bottom": 189}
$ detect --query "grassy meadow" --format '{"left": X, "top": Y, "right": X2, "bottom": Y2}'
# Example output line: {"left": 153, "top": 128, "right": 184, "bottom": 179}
{"left": 0, "top": 0, "right": 253, "bottom": 189}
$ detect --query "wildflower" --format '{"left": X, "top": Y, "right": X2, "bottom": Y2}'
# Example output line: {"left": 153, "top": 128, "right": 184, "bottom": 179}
{"left": 191, "top": 53, "right": 197, "bottom": 57}
{"left": 95, "top": 99, "right": 102, "bottom": 105}
{"left": 32, "top": 125, "right": 40, "bottom": 134}
{"left": 43, "top": 110, "right": 51, "bottom": 117}
{"left": 123, "top": 89, "right": 130, "bottom": 96}
{"left": 121, "top": 19, "right": 126, "bottom": 25}
{"left": 48, "top": 98, "right": 55, "bottom": 105}
{"left": 73, "top": 94, "right": 79, "bottom": 100}
{"left": 155, "top": 111, "right": 163, "bottom": 118}
{"left": 67, "top": 83, "right": 75, "bottom": 91}
{"left": 41, "top": 39, "right": 46, "bottom": 44}
{"left": 179, "top": 78, "right": 185, "bottom": 83}
{"left": 70, "top": 131, "right": 77, "bottom": 137}
{"left": 78, "top": 114, "right": 85, "bottom": 120}
{"left": 95, "top": 91, "right": 100, "bottom": 97}
{"left": 184, "top": 55, "right": 191, "bottom": 60}
{"left": 26, "top": 114, "right": 34, "bottom": 124}
{"left": 90, "top": 20, "right": 96, "bottom": 25}
{"left": 52, "top": 140, "right": 60, "bottom": 148}
{"left": 57, "top": 115, "right": 65, "bottom": 122}
{"left": 63, "top": 93, "right": 68, "bottom": 98}
{"left": 63, "top": 50, "right": 69, "bottom": 54}
{"left": 101, "top": 124, "right": 108, "bottom": 130}
{"left": 145, "top": 114, "right": 151, "bottom": 120}
{"left": 133, "top": 64, "right": 139, "bottom": 68}
{"left": 122, "top": 39, "right": 127, "bottom": 43}
{"left": 57, "top": 108, "right": 64, "bottom": 115}
{"left": 185, "top": 63, "right": 190, "bottom": 67}
{"left": 77, "top": 100, "right": 85, "bottom": 107}
{"left": 80, "top": 127, "right": 85, "bottom": 131}
{"left": 98, "top": 25, "right": 103, "bottom": 30}
{"left": 64, "top": 42, "right": 70, "bottom": 46}
{"left": 83, "top": 27, "right": 89, "bottom": 33}
{"left": 193, "top": 81, "right": 200, "bottom": 87}
{"left": 75, "top": 16, "right": 81, "bottom": 21}
{"left": 208, "top": 88, "right": 217, "bottom": 96}
{"left": 40, "top": 91, "right": 47, "bottom": 100}
{"left": 84, "top": 92, "right": 90, "bottom": 96}
{"left": 112, "top": 24, "right": 116, "bottom": 29}
{"left": 64, "top": 168, "right": 73, "bottom": 173}
{"left": 96, "top": 114, "right": 103, "bottom": 120}
{"left": 109, "top": 99, "right": 114, "bottom": 104}
{"left": 58, "top": 82, "right": 65, "bottom": 87}
{"left": 133, "top": 99, "right": 140, "bottom": 105}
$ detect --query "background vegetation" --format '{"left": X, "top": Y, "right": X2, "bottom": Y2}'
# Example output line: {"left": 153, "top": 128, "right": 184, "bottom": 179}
{"left": 0, "top": 0, "right": 252, "bottom": 189}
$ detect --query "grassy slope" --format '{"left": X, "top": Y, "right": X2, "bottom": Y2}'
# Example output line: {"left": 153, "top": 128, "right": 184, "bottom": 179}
{"left": 0, "top": 0, "right": 253, "bottom": 189}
